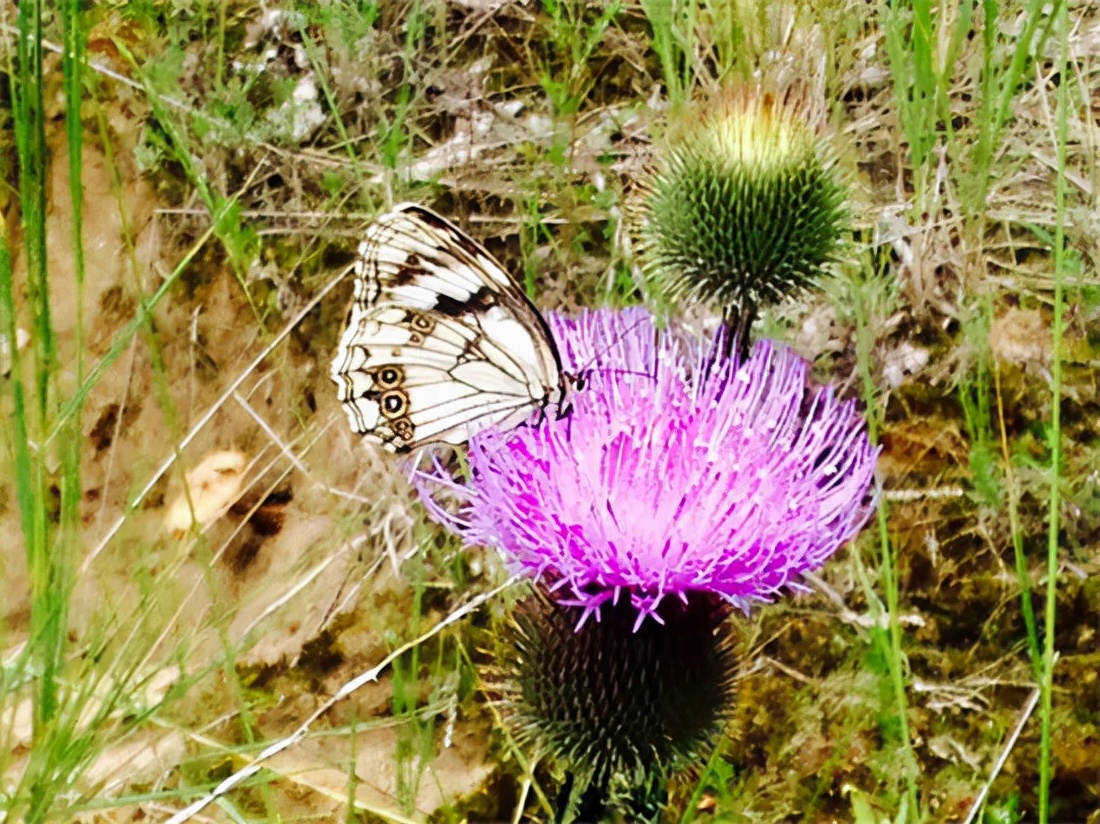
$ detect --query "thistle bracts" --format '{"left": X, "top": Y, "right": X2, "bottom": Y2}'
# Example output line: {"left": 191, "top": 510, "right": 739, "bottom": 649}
{"left": 640, "top": 85, "right": 847, "bottom": 332}
{"left": 499, "top": 591, "right": 736, "bottom": 818}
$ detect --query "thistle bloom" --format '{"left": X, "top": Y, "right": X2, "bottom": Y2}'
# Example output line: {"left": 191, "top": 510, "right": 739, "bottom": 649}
{"left": 415, "top": 308, "right": 877, "bottom": 625}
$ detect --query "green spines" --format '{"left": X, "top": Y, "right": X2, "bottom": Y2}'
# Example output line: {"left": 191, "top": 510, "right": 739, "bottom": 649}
{"left": 500, "top": 593, "right": 736, "bottom": 811}
{"left": 642, "top": 87, "right": 848, "bottom": 320}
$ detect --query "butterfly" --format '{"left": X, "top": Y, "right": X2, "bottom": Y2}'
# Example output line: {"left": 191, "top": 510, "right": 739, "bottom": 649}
{"left": 330, "top": 204, "right": 580, "bottom": 453}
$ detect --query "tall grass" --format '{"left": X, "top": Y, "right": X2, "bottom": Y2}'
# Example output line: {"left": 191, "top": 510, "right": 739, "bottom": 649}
{"left": 848, "top": 256, "right": 922, "bottom": 820}
{"left": 884, "top": 0, "right": 1064, "bottom": 214}
{"left": 537, "top": 0, "right": 622, "bottom": 117}
{"left": 380, "top": 0, "right": 429, "bottom": 170}
{"left": 881, "top": 1, "right": 1074, "bottom": 819}
{"left": 967, "top": 0, "right": 1064, "bottom": 213}
{"left": 2, "top": 0, "right": 87, "bottom": 818}
{"left": 2, "top": 7, "right": 223, "bottom": 820}
{"left": 1038, "top": 4, "right": 1070, "bottom": 819}
{"left": 640, "top": 0, "right": 697, "bottom": 108}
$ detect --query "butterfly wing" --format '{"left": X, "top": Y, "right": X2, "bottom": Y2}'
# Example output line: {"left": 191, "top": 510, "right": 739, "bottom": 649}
{"left": 331, "top": 204, "right": 565, "bottom": 452}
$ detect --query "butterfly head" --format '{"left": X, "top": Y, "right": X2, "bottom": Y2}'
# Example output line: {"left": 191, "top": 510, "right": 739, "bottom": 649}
{"left": 563, "top": 369, "right": 588, "bottom": 393}
{"left": 548, "top": 370, "right": 587, "bottom": 423}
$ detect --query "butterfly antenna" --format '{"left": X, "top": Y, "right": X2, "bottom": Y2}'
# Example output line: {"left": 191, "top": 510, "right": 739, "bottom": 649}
{"left": 566, "top": 313, "right": 661, "bottom": 386}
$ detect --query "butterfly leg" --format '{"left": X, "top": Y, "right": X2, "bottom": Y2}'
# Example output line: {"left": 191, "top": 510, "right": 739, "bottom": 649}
{"left": 554, "top": 401, "right": 574, "bottom": 421}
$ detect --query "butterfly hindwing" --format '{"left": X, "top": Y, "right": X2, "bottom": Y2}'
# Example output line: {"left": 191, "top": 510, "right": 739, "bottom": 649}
{"left": 331, "top": 204, "right": 567, "bottom": 452}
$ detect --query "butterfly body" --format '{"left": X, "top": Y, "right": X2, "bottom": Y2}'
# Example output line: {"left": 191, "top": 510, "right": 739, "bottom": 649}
{"left": 331, "top": 204, "right": 571, "bottom": 452}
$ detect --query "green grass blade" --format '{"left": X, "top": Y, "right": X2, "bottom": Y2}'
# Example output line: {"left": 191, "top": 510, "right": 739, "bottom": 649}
{"left": 850, "top": 260, "right": 921, "bottom": 821}
{"left": 11, "top": 0, "right": 66, "bottom": 753}
{"left": 1038, "top": 4, "right": 1070, "bottom": 820}
{"left": 12, "top": 0, "right": 53, "bottom": 424}
{"left": 967, "top": 0, "right": 1063, "bottom": 210}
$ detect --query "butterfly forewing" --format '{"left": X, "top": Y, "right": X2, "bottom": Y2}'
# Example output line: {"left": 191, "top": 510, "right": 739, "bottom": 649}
{"left": 331, "top": 204, "right": 567, "bottom": 452}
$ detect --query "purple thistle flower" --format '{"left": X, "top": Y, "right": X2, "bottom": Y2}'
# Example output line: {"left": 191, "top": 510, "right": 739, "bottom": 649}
{"left": 414, "top": 307, "right": 878, "bottom": 627}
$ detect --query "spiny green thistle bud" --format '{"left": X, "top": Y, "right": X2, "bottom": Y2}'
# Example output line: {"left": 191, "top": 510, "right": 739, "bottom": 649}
{"left": 640, "top": 85, "right": 847, "bottom": 324}
{"left": 497, "top": 591, "right": 737, "bottom": 818}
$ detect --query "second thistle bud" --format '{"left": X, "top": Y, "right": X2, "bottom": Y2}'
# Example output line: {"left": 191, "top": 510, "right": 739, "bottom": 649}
{"left": 640, "top": 85, "right": 847, "bottom": 323}
{"left": 498, "top": 591, "right": 737, "bottom": 818}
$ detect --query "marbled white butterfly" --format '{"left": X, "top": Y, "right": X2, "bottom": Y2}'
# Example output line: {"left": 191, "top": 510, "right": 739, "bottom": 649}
{"left": 331, "top": 204, "right": 579, "bottom": 452}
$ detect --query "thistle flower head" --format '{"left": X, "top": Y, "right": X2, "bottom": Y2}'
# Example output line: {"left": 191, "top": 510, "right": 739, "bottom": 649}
{"left": 415, "top": 308, "right": 877, "bottom": 626}
{"left": 641, "top": 85, "right": 848, "bottom": 319}
{"left": 499, "top": 591, "right": 737, "bottom": 810}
